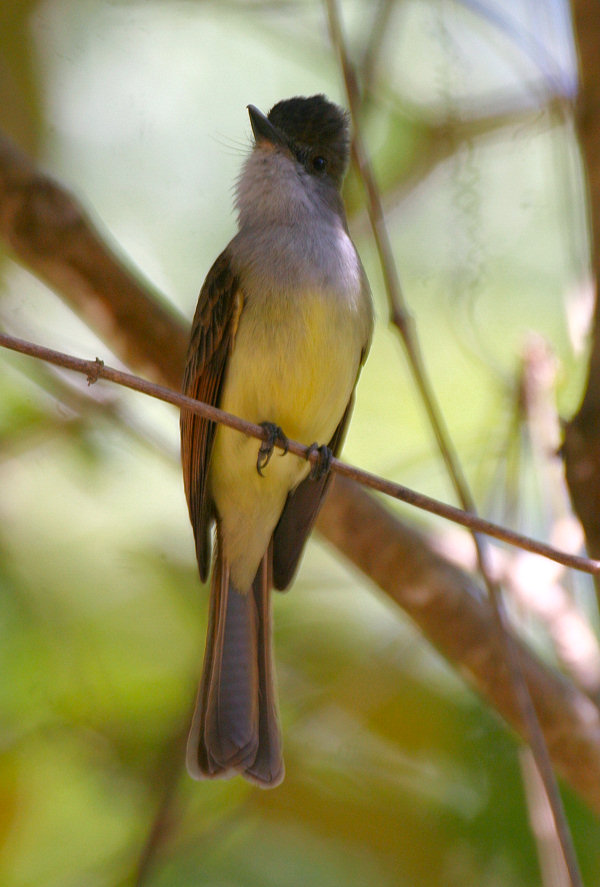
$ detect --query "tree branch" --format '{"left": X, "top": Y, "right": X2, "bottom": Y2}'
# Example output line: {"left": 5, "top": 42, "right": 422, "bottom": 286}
{"left": 0, "top": 133, "right": 188, "bottom": 385}
{"left": 563, "top": 0, "right": 600, "bottom": 574}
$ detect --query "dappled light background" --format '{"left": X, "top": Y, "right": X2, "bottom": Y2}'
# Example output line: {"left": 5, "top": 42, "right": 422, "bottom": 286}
{"left": 1, "top": 1, "right": 599, "bottom": 885}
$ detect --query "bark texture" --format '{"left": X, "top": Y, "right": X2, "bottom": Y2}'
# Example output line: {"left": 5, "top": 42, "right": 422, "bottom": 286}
{"left": 563, "top": 1, "right": 600, "bottom": 559}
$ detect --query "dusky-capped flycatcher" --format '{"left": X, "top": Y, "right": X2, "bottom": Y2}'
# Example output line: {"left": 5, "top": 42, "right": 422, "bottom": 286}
{"left": 181, "top": 95, "right": 373, "bottom": 787}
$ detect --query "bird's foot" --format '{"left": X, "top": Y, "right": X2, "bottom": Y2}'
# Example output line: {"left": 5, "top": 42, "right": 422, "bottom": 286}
{"left": 257, "top": 422, "right": 289, "bottom": 475}
{"left": 306, "top": 443, "right": 333, "bottom": 481}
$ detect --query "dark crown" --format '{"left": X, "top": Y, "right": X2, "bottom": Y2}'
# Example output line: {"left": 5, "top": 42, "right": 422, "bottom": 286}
{"left": 267, "top": 95, "right": 350, "bottom": 184}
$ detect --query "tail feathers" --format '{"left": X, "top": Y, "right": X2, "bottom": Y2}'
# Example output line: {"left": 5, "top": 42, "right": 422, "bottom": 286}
{"left": 186, "top": 542, "right": 284, "bottom": 787}
{"left": 244, "top": 552, "right": 284, "bottom": 786}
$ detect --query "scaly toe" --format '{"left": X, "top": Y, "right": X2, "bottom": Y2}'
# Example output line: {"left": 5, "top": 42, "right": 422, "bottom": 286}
{"left": 257, "top": 422, "right": 289, "bottom": 475}
{"left": 306, "top": 443, "right": 333, "bottom": 481}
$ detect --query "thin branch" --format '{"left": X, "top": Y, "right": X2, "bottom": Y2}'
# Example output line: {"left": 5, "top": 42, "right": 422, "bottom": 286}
{"left": 324, "top": 3, "right": 584, "bottom": 883}
{"left": 324, "top": 0, "right": 505, "bottom": 573}
{"left": 521, "top": 748, "right": 574, "bottom": 887}
{"left": 2, "top": 330, "right": 600, "bottom": 579}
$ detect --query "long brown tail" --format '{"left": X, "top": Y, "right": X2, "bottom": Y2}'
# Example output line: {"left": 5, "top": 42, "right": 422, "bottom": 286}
{"left": 186, "top": 532, "right": 284, "bottom": 787}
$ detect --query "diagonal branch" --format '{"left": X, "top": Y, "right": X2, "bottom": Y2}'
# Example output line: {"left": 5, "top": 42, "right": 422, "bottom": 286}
{"left": 2, "top": 330, "right": 600, "bottom": 578}
{"left": 325, "top": 1, "right": 585, "bottom": 880}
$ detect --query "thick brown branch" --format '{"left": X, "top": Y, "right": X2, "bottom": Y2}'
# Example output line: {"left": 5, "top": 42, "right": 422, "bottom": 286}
{"left": 319, "top": 477, "right": 600, "bottom": 813}
{"left": 0, "top": 133, "right": 188, "bottom": 386}
{"left": 563, "top": 1, "right": 600, "bottom": 563}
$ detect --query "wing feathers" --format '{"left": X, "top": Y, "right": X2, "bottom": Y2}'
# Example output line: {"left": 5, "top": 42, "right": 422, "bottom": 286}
{"left": 181, "top": 250, "right": 242, "bottom": 580}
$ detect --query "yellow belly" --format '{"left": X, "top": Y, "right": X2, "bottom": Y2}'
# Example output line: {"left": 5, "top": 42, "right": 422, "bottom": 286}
{"left": 210, "top": 286, "right": 364, "bottom": 590}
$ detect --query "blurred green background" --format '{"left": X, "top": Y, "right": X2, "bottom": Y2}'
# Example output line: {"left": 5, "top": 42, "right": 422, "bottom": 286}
{"left": 1, "top": 1, "right": 599, "bottom": 884}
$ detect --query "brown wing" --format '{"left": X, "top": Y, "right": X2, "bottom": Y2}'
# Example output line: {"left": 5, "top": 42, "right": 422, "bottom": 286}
{"left": 271, "top": 392, "right": 355, "bottom": 591}
{"left": 181, "top": 249, "right": 242, "bottom": 581}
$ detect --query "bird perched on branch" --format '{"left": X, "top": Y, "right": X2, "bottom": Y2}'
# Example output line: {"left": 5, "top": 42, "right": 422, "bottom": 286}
{"left": 181, "top": 94, "right": 373, "bottom": 786}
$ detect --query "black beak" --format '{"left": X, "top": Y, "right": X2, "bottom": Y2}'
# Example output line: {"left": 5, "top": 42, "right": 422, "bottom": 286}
{"left": 247, "top": 105, "right": 286, "bottom": 147}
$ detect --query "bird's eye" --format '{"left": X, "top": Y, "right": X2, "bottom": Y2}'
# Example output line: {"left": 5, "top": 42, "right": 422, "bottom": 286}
{"left": 312, "top": 155, "right": 327, "bottom": 173}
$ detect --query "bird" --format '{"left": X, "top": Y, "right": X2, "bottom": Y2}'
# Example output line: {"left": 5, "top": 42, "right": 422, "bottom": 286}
{"left": 180, "top": 94, "right": 373, "bottom": 787}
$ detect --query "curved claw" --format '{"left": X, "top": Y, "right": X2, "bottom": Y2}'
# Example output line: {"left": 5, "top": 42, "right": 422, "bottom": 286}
{"left": 257, "top": 422, "right": 289, "bottom": 475}
{"left": 306, "top": 443, "right": 333, "bottom": 481}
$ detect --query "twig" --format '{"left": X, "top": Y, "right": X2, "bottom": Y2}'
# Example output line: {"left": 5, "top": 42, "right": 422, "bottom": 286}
{"left": 324, "top": 3, "right": 584, "bottom": 885}
{"left": 2, "top": 330, "right": 600, "bottom": 579}
{"left": 521, "top": 749, "right": 571, "bottom": 887}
